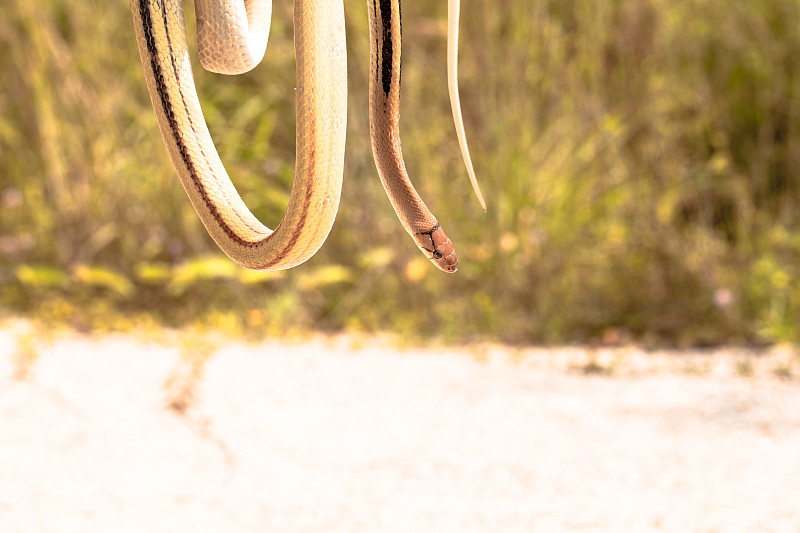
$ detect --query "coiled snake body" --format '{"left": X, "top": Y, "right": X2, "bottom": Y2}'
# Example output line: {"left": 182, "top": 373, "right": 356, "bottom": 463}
{"left": 130, "top": 0, "right": 482, "bottom": 273}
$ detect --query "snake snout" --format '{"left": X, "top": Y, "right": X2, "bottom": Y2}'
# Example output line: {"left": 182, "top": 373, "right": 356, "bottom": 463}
{"left": 416, "top": 225, "right": 458, "bottom": 273}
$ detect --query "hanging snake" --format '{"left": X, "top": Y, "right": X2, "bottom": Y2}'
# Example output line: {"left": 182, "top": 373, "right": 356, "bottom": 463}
{"left": 130, "top": 0, "right": 483, "bottom": 273}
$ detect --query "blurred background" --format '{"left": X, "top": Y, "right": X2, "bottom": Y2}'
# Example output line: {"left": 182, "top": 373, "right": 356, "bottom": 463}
{"left": 2, "top": 0, "right": 800, "bottom": 346}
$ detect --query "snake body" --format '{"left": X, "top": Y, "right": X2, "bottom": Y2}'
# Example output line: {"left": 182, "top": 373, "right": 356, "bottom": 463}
{"left": 368, "top": 0, "right": 456, "bottom": 272}
{"left": 130, "top": 0, "right": 480, "bottom": 273}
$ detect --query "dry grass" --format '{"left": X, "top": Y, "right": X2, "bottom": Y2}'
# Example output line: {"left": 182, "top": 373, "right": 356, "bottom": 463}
{"left": 2, "top": 0, "right": 800, "bottom": 345}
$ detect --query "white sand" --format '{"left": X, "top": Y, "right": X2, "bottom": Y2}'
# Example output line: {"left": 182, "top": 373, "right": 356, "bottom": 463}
{"left": 1, "top": 325, "right": 799, "bottom": 532}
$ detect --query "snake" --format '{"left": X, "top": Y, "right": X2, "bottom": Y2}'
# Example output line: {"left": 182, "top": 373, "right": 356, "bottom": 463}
{"left": 130, "top": 0, "right": 483, "bottom": 273}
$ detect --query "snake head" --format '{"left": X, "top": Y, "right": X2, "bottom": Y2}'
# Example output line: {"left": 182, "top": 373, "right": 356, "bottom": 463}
{"left": 415, "top": 224, "right": 458, "bottom": 273}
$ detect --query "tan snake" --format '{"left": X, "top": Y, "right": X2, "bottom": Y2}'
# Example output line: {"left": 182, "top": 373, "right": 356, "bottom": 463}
{"left": 130, "top": 0, "right": 483, "bottom": 273}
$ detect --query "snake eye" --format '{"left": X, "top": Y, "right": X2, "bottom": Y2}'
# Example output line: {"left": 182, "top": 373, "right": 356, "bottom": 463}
{"left": 432, "top": 250, "right": 443, "bottom": 260}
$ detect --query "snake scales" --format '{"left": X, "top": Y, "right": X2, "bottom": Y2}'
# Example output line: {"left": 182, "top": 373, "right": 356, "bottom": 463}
{"left": 130, "top": 0, "right": 482, "bottom": 273}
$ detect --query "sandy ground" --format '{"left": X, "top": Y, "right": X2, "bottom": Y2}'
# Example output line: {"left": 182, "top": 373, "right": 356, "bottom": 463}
{"left": 1, "top": 323, "right": 799, "bottom": 533}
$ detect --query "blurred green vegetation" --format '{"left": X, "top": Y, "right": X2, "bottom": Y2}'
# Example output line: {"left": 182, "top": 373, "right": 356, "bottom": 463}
{"left": 1, "top": 0, "right": 800, "bottom": 345}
